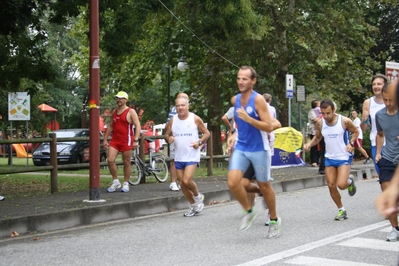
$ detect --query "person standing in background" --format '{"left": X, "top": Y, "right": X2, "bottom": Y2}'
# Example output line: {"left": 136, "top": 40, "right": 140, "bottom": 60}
{"left": 104, "top": 91, "right": 141, "bottom": 193}
{"left": 308, "top": 100, "right": 321, "bottom": 167}
{"left": 351, "top": 110, "right": 371, "bottom": 164}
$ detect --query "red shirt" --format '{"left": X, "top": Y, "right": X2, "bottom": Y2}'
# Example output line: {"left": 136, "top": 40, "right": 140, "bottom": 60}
{"left": 111, "top": 108, "right": 134, "bottom": 146}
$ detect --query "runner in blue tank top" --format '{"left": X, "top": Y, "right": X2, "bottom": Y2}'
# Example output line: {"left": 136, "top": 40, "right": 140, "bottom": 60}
{"left": 304, "top": 99, "right": 359, "bottom": 221}
{"left": 228, "top": 66, "right": 281, "bottom": 238}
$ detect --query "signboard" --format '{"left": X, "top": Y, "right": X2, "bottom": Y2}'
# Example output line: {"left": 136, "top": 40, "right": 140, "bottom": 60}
{"left": 296, "top": 85, "right": 306, "bottom": 102}
{"left": 286, "top": 74, "right": 294, "bottom": 98}
{"left": 386, "top": 61, "right": 399, "bottom": 81}
{"left": 8, "top": 92, "right": 30, "bottom": 121}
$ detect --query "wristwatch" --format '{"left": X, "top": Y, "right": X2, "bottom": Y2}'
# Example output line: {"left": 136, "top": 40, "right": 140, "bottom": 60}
{"left": 349, "top": 141, "right": 354, "bottom": 147}
{"left": 134, "top": 140, "right": 139, "bottom": 143}
{"left": 198, "top": 140, "right": 202, "bottom": 146}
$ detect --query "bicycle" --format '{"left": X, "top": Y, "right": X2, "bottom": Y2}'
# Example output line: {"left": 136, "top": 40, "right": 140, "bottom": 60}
{"left": 129, "top": 138, "right": 169, "bottom": 185}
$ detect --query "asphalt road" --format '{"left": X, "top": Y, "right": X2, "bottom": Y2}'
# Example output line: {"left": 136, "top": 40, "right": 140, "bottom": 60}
{"left": 0, "top": 178, "right": 396, "bottom": 266}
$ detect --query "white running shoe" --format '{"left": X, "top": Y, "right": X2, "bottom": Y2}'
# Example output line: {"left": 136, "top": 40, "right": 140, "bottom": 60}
{"left": 240, "top": 210, "right": 257, "bottom": 231}
{"left": 184, "top": 205, "right": 197, "bottom": 217}
{"left": 386, "top": 227, "right": 399, "bottom": 242}
{"left": 169, "top": 182, "right": 179, "bottom": 191}
{"left": 194, "top": 193, "right": 205, "bottom": 213}
{"left": 267, "top": 217, "right": 281, "bottom": 238}
{"left": 120, "top": 182, "right": 129, "bottom": 192}
{"left": 107, "top": 180, "right": 121, "bottom": 193}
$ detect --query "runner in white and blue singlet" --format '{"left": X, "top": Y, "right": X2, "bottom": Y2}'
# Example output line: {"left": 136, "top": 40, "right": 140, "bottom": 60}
{"left": 304, "top": 99, "right": 359, "bottom": 221}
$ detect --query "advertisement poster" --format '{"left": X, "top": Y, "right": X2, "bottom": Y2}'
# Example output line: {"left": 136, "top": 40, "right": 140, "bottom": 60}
{"left": 8, "top": 92, "right": 30, "bottom": 121}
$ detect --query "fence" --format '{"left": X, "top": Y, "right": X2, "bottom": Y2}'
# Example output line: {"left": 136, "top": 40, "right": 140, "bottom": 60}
{"left": 0, "top": 132, "right": 226, "bottom": 193}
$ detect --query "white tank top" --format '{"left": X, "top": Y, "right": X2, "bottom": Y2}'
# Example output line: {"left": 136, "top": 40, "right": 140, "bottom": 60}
{"left": 171, "top": 112, "right": 200, "bottom": 162}
{"left": 322, "top": 114, "right": 351, "bottom": 160}
{"left": 369, "top": 96, "right": 386, "bottom": 146}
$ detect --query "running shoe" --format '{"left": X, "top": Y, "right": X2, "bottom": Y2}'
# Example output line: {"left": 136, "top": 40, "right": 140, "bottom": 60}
{"left": 240, "top": 209, "right": 257, "bottom": 231}
{"left": 0, "top": 195, "right": 4, "bottom": 201}
{"left": 169, "top": 182, "right": 179, "bottom": 191}
{"left": 265, "top": 210, "right": 270, "bottom": 226}
{"left": 364, "top": 157, "right": 371, "bottom": 164}
{"left": 348, "top": 175, "right": 356, "bottom": 196}
{"left": 335, "top": 210, "right": 348, "bottom": 221}
{"left": 194, "top": 193, "right": 205, "bottom": 213}
{"left": 184, "top": 205, "right": 197, "bottom": 217}
{"left": 267, "top": 217, "right": 281, "bottom": 238}
{"left": 386, "top": 227, "right": 399, "bottom": 242}
{"left": 107, "top": 180, "right": 121, "bottom": 193}
{"left": 120, "top": 182, "right": 129, "bottom": 192}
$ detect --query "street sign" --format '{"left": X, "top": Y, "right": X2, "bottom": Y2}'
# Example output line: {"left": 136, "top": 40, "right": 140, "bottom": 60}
{"left": 286, "top": 74, "right": 294, "bottom": 99}
{"left": 297, "top": 85, "right": 306, "bottom": 102}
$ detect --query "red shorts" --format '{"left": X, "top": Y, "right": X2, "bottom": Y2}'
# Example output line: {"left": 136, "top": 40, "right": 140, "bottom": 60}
{"left": 354, "top": 139, "right": 362, "bottom": 148}
{"left": 109, "top": 140, "right": 132, "bottom": 152}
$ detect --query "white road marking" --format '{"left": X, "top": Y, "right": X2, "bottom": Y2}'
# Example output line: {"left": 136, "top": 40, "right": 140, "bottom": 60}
{"left": 236, "top": 221, "right": 389, "bottom": 266}
{"left": 338, "top": 237, "right": 399, "bottom": 252}
{"left": 284, "top": 255, "right": 382, "bottom": 266}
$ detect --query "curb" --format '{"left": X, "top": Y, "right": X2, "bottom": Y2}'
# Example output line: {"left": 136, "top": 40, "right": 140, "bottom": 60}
{"left": 0, "top": 165, "right": 376, "bottom": 239}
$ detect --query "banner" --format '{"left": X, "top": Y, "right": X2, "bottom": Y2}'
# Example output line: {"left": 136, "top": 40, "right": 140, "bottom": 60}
{"left": 272, "top": 127, "right": 306, "bottom": 168}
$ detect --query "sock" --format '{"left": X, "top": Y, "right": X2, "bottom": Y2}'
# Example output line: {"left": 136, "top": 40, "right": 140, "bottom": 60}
{"left": 113, "top": 179, "right": 120, "bottom": 183}
{"left": 348, "top": 178, "right": 353, "bottom": 185}
{"left": 339, "top": 207, "right": 345, "bottom": 211}
{"left": 270, "top": 217, "right": 278, "bottom": 222}
{"left": 195, "top": 194, "right": 202, "bottom": 200}
{"left": 395, "top": 226, "right": 399, "bottom": 231}
{"left": 247, "top": 208, "right": 253, "bottom": 214}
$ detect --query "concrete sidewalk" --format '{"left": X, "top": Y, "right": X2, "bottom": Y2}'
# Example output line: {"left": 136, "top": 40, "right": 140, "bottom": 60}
{"left": 0, "top": 161, "right": 376, "bottom": 239}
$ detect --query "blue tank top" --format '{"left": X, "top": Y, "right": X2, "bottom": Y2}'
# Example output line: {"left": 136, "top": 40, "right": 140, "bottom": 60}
{"left": 234, "top": 91, "right": 269, "bottom": 152}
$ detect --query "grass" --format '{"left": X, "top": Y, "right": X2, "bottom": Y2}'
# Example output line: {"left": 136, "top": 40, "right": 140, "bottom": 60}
{"left": 0, "top": 157, "right": 229, "bottom": 198}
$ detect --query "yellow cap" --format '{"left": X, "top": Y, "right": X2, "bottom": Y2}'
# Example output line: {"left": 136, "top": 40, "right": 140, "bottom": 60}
{"left": 114, "top": 91, "right": 128, "bottom": 100}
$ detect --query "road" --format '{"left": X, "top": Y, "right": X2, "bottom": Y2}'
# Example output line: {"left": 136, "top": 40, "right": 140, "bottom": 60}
{"left": 0, "top": 179, "right": 397, "bottom": 266}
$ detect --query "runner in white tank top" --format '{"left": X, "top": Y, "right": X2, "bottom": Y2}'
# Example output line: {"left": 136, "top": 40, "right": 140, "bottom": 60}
{"left": 164, "top": 97, "right": 210, "bottom": 217}
{"left": 304, "top": 99, "right": 359, "bottom": 221}
{"left": 361, "top": 74, "right": 388, "bottom": 176}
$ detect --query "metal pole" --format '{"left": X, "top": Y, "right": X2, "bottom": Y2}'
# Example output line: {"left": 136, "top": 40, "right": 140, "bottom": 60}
{"left": 288, "top": 98, "right": 292, "bottom": 127}
{"left": 88, "top": 0, "right": 102, "bottom": 201}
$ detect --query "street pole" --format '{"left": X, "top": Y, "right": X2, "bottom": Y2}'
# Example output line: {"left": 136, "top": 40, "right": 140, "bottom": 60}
{"left": 87, "top": 0, "right": 103, "bottom": 202}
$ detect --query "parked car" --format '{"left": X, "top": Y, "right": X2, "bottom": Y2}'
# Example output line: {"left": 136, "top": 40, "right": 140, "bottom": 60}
{"left": 32, "top": 128, "right": 107, "bottom": 166}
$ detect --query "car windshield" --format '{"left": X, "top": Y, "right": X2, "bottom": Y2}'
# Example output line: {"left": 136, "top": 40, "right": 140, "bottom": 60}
{"left": 55, "top": 131, "right": 82, "bottom": 138}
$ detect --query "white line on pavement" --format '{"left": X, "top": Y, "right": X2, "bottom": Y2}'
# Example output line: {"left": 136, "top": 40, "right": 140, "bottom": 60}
{"left": 284, "top": 255, "right": 382, "bottom": 266}
{"left": 236, "top": 220, "right": 390, "bottom": 266}
{"left": 338, "top": 237, "right": 399, "bottom": 252}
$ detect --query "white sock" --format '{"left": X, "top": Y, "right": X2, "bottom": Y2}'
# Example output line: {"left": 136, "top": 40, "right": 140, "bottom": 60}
{"left": 339, "top": 207, "right": 345, "bottom": 211}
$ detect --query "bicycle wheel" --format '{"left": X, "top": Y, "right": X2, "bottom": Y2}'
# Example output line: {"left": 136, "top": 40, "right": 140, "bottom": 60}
{"left": 152, "top": 156, "right": 169, "bottom": 183}
{"left": 129, "top": 159, "right": 143, "bottom": 185}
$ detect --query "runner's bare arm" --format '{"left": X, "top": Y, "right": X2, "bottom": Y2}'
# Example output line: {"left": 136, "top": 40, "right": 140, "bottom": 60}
{"left": 303, "top": 119, "right": 322, "bottom": 151}
{"left": 360, "top": 98, "right": 370, "bottom": 131}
